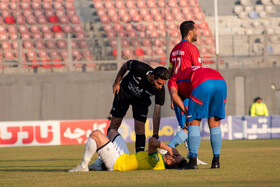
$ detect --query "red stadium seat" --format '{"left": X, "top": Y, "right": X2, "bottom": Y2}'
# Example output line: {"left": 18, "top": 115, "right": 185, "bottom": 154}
{"left": 93, "top": 1, "right": 103, "bottom": 9}
{"left": 168, "top": 0, "right": 178, "bottom": 7}
{"left": 155, "top": 48, "right": 165, "bottom": 56}
{"left": 43, "top": 2, "right": 52, "bottom": 10}
{"left": 72, "top": 49, "right": 82, "bottom": 61}
{"left": 147, "top": 0, "right": 157, "bottom": 8}
{"left": 100, "top": 15, "right": 110, "bottom": 23}
{"left": 153, "top": 38, "right": 163, "bottom": 47}
{"left": 0, "top": 2, "right": 9, "bottom": 10}
{"left": 136, "top": 24, "right": 146, "bottom": 32}
{"left": 104, "top": 1, "right": 114, "bottom": 9}
{"left": 4, "top": 16, "right": 15, "bottom": 24}
{"left": 128, "top": 8, "right": 138, "bottom": 16}
{"left": 4, "top": 51, "right": 15, "bottom": 60}
{"left": 38, "top": 50, "right": 49, "bottom": 59}
{"left": 62, "top": 25, "right": 73, "bottom": 33}
{"left": 199, "top": 22, "right": 209, "bottom": 30}
{"left": 46, "top": 40, "right": 57, "bottom": 49}
{"left": 27, "top": 16, "right": 37, "bottom": 24}
{"left": 154, "top": 14, "right": 164, "bottom": 22}
{"left": 123, "top": 49, "right": 134, "bottom": 58}
{"left": 23, "top": 41, "right": 34, "bottom": 49}
{"left": 67, "top": 9, "right": 77, "bottom": 17}
{"left": 19, "top": 25, "right": 28, "bottom": 34}
{"left": 76, "top": 32, "right": 86, "bottom": 38}
{"left": 107, "top": 8, "right": 117, "bottom": 17}
{"left": 21, "top": 2, "right": 31, "bottom": 10}
{"left": 106, "top": 31, "right": 116, "bottom": 38}
{"left": 41, "top": 25, "right": 51, "bottom": 33}
{"left": 56, "top": 10, "right": 66, "bottom": 17}
{"left": 0, "top": 26, "right": 6, "bottom": 33}
{"left": 135, "top": 48, "right": 144, "bottom": 56}
{"left": 121, "top": 39, "right": 130, "bottom": 47}
{"left": 142, "top": 38, "right": 151, "bottom": 47}
{"left": 49, "top": 16, "right": 59, "bottom": 23}
{"left": 195, "top": 12, "right": 205, "bottom": 21}
{"left": 127, "top": 30, "right": 138, "bottom": 38}
{"left": 33, "top": 33, "right": 43, "bottom": 39}
{"left": 21, "top": 33, "right": 32, "bottom": 40}
{"left": 34, "top": 10, "right": 44, "bottom": 17}
{"left": 52, "top": 25, "right": 63, "bottom": 33}
{"left": 115, "top": 1, "right": 125, "bottom": 8}
{"left": 110, "top": 15, "right": 120, "bottom": 23}
{"left": 59, "top": 16, "right": 70, "bottom": 24}
{"left": 23, "top": 10, "right": 33, "bottom": 17}
{"left": 121, "top": 14, "right": 131, "bottom": 23}
{"left": 54, "top": 2, "right": 63, "bottom": 9}
{"left": 179, "top": 0, "right": 189, "bottom": 7}
{"left": 10, "top": 2, "right": 18, "bottom": 10}
{"left": 54, "top": 32, "right": 65, "bottom": 39}
{"left": 38, "top": 16, "right": 48, "bottom": 24}
{"left": 0, "top": 33, "right": 8, "bottom": 40}
{"left": 2, "top": 10, "right": 11, "bottom": 17}
{"left": 79, "top": 40, "right": 89, "bottom": 48}
{"left": 132, "top": 14, "right": 142, "bottom": 22}
{"left": 36, "top": 41, "right": 46, "bottom": 49}
{"left": 104, "top": 24, "right": 113, "bottom": 32}
{"left": 131, "top": 39, "right": 141, "bottom": 47}
{"left": 73, "top": 24, "right": 83, "bottom": 33}
{"left": 126, "top": 0, "right": 136, "bottom": 8}
{"left": 32, "top": 2, "right": 41, "bottom": 9}
{"left": 16, "top": 16, "right": 26, "bottom": 24}
{"left": 109, "top": 39, "right": 117, "bottom": 48}
{"left": 118, "top": 8, "right": 128, "bottom": 17}
{"left": 149, "top": 30, "right": 159, "bottom": 37}
{"left": 137, "top": 0, "right": 146, "bottom": 8}
{"left": 45, "top": 10, "right": 55, "bottom": 17}
{"left": 11, "top": 40, "right": 18, "bottom": 49}
{"left": 150, "top": 8, "right": 160, "bottom": 16}
{"left": 2, "top": 41, "right": 12, "bottom": 50}
{"left": 65, "top": 2, "right": 75, "bottom": 10}
{"left": 70, "top": 16, "right": 80, "bottom": 24}
{"left": 157, "top": 23, "right": 166, "bottom": 31}
{"left": 57, "top": 40, "right": 67, "bottom": 49}
{"left": 157, "top": 0, "right": 166, "bottom": 7}
{"left": 143, "top": 14, "right": 153, "bottom": 22}
{"left": 52, "top": 59, "right": 64, "bottom": 68}
{"left": 112, "top": 49, "right": 117, "bottom": 57}
{"left": 43, "top": 32, "right": 53, "bottom": 39}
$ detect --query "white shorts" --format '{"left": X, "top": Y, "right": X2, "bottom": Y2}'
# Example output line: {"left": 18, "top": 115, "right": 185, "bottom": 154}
{"left": 97, "top": 135, "right": 130, "bottom": 171}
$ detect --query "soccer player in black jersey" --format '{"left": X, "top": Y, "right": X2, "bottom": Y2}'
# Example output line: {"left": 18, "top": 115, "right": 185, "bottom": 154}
{"left": 109, "top": 60, "right": 169, "bottom": 152}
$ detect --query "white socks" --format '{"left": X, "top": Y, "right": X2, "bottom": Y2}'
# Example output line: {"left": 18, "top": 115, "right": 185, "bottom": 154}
{"left": 81, "top": 137, "right": 97, "bottom": 168}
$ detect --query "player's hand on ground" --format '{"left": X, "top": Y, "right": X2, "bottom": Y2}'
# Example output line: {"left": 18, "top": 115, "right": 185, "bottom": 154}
{"left": 113, "top": 83, "right": 120, "bottom": 94}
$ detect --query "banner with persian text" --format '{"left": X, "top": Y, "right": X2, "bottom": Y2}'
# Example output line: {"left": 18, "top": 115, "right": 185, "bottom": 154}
{"left": 0, "top": 116, "right": 279, "bottom": 147}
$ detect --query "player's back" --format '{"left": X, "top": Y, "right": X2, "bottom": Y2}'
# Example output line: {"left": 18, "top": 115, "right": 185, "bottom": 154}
{"left": 113, "top": 151, "right": 165, "bottom": 171}
{"left": 169, "top": 41, "right": 202, "bottom": 75}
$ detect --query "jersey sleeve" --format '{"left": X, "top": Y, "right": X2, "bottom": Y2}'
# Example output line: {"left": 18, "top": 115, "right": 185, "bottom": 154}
{"left": 126, "top": 60, "right": 151, "bottom": 73}
{"left": 190, "top": 46, "right": 202, "bottom": 66}
{"left": 168, "top": 75, "right": 178, "bottom": 91}
{"left": 155, "top": 86, "right": 165, "bottom": 105}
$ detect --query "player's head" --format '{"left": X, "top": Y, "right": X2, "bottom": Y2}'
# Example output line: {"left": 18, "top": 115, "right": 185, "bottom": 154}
{"left": 150, "top": 67, "right": 169, "bottom": 90}
{"left": 164, "top": 148, "right": 187, "bottom": 169}
{"left": 180, "top": 20, "right": 197, "bottom": 42}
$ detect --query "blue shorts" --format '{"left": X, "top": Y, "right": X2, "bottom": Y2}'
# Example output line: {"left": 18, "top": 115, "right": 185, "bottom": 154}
{"left": 187, "top": 79, "right": 227, "bottom": 123}
{"left": 174, "top": 98, "right": 189, "bottom": 128}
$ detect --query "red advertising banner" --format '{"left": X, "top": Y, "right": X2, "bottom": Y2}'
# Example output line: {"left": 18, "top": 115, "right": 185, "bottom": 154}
{"left": 0, "top": 121, "right": 61, "bottom": 147}
{"left": 60, "top": 120, "right": 110, "bottom": 145}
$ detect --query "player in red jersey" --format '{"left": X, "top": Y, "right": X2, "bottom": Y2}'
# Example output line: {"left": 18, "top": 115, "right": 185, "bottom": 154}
{"left": 168, "top": 66, "right": 227, "bottom": 169}
{"left": 167, "top": 21, "right": 206, "bottom": 165}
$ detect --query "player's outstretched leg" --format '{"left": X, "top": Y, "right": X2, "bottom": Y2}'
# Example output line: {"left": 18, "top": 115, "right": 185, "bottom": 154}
{"left": 68, "top": 136, "right": 97, "bottom": 172}
{"left": 210, "top": 126, "right": 222, "bottom": 168}
{"left": 168, "top": 129, "right": 188, "bottom": 148}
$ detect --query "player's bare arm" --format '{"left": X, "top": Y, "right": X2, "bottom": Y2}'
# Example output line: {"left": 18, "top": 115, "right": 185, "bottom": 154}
{"left": 148, "top": 137, "right": 173, "bottom": 156}
{"left": 169, "top": 87, "right": 187, "bottom": 116}
{"left": 113, "top": 63, "right": 128, "bottom": 94}
{"left": 152, "top": 104, "right": 161, "bottom": 137}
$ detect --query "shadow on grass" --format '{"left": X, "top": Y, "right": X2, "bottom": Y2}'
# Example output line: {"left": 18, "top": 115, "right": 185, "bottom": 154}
{"left": 0, "top": 168, "right": 68, "bottom": 172}
{"left": 0, "top": 159, "right": 79, "bottom": 162}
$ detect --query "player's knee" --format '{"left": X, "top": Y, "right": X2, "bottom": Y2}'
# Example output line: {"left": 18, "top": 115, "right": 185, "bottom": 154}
{"left": 90, "top": 129, "right": 103, "bottom": 138}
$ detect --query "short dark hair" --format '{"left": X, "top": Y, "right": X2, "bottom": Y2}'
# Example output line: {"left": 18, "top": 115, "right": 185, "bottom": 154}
{"left": 180, "top": 20, "right": 195, "bottom": 39}
{"left": 152, "top": 66, "right": 169, "bottom": 80}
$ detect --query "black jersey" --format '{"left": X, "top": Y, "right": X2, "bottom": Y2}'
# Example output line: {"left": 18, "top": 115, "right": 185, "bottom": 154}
{"left": 120, "top": 60, "right": 165, "bottom": 105}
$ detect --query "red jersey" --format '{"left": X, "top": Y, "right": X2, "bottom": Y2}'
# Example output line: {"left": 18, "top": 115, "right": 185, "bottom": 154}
{"left": 168, "top": 66, "right": 225, "bottom": 98}
{"left": 169, "top": 40, "right": 202, "bottom": 76}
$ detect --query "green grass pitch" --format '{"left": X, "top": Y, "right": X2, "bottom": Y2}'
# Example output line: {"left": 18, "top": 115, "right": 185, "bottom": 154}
{"left": 0, "top": 139, "right": 280, "bottom": 186}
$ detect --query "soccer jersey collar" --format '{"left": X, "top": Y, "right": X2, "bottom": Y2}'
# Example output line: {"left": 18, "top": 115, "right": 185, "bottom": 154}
{"left": 180, "top": 40, "right": 189, "bottom": 43}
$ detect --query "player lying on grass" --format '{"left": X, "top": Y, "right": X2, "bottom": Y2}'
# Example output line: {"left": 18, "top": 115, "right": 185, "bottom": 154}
{"left": 68, "top": 129, "right": 187, "bottom": 172}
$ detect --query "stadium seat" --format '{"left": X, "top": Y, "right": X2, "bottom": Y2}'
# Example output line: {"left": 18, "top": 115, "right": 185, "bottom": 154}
{"left": 76, "top": 32, "right": 86, "bottom": 38}
{"left": 4, "top": 16, "right": 15, "bottom": 24}
{"left": 100, "top": 15, "right": 110, "bottom": 23}
{"left": 21, "top": 2, "right": 31, "bottom": 10}
{"left": 2, "top": 41, "right": 12, "bottom": 50}
{"left": 121, "top": 39, "right": 130, "bottom": 47}
{"left": 43, "top": 2, "right": 52, "bottom": 10}
{"left": 108, "top": 8, "right": 117, "bottom": 16}
{"left": 54, "top": 32, "right": 65, "bottom": 39}
{"left": 106, "top": 31, "right": 116, "bottom": 38}
{"left": 179, "top": 0, "right": 189, "bottom": 7}
{"left": 30, "top": 25, "right": 41, "bottom": 33}
{"left": 32, "top": 2, "right": 41, "bottom": 10}
{"left": 0, "top": 33, "right": 8, "bottom": 40}
{"left": 115, "top": 1, "right": 125, "bottom": 9}
{"left": 123, "top": 48, "right": 134, "bottom": 58}
{"left": 52, "top": 25, "right": 63, "bottom": 33}
{"left": 78, "top": 40, "right": 89, "bottom": 48}
{"left": 36, "top": 41, "right": 46, "bottom": 49}
{"left": 131, "top": 39, "right": 141, "bottom": 47}
{"left": 43, "top": 32, "right": 53, "bottom": 39}
{"left": 27, "top": 16, "right": 37, "bottom": 24}
{"left": 0, "top": 2, "right": 9, "bottom": 10}
{"left": 19, "top": 25, "right": 28, "bottom": 34}
{"left": 135, "top": 48, "right": 144, "bottom": 56}
{"left": 2, "top": 10, "right": 11, "bottom": 17}
{"left": 45, "top": 10, "right": 55, "bottom": 17}
{"left": 38, "top": 16, "right": 48, "bottom": 24}
{"left": 34, "top": 10, "right": 44, "bottom": 17}
{"left": 0, "top": 25, "right": 6, "bottom": 33}
{"left": 23, "top": 41, "right": 35, "bottom": 49}
{"left": 168, "top": 0, "right": 178, "bottom": 7}
{"left": 157, "top": 0, "right": 166, "bottom": 7}
{"left": 49, "top": 16, "right": 59, "bottom": 23}
{"left": 71, "top": 40, "right": 79, "bottom": 49}
{"left": 41, "top": 25, "right": 51, "bottom": 33}
{"left": 126, "top": 0, "right": 136, "bottom": 8}
{"left": 121, "top": 14, "right": 131, "bottom": 23}
{"left": 33, "top": 33, "right": 43, "bottom": 39}
{"left": 57, "top": 40, "right": 67, "bottom": 49}
{"left": 4, "top": 51, "right": 15, "bottom": 60}
{"left": 11, "top": 41, "right": 18, "bottom": 49}
{"left": 142, "top": 38, "right": 151, "bottom": 47}
{"left": 70, "top": 16, "right": 80, "bottom": 24}
{"left": 65, "top": 2, "right": 75, "bottom": 10}
{"left": 104, "top": 1, "right": 114, "bottom": 9}
{"left": 54, "top": 2, "right": 63, "bottom": 10}
{"left": 62, "top": 25, "right": 73, "bottom": 33}
{"left": 127, "top": 30, "right": 138, "bottom": 38}
{"left": 56, "top": 10, "right": 66, "bottom": 17}
{"left": 118, "top": 8, "right": 128, "bottom": 17}
{"left": 46, "top": 40, "right": 57, "bottom": 49}
{"left": 137, "top": 0, "right": 146, "bottom": 8}
{"left": 93, "top": 1, "right": 103, "bottom": 9}
{"left": 73, "top": 24, "right": 83, "bottom": 33}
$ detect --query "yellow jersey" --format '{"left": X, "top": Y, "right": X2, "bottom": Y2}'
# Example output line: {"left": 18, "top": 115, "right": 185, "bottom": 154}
{"left": 113, "top": 151, "right": 165, "bottom": 171}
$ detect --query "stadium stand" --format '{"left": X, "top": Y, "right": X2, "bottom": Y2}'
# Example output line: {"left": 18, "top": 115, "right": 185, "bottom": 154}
{"left": 0, "top": 0, "right": 94, "bottom": 73}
